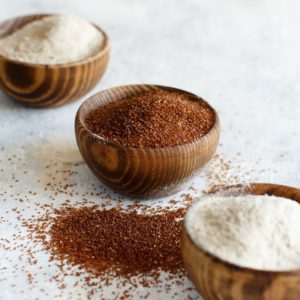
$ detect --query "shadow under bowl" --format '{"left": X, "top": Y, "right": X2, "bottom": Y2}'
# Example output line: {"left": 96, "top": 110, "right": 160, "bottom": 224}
{"left": 75, "top": 84, "right": 220, "bottom": 199}
{"left": 182, "top": 183, "right": 300, "bottom": 300}
{"left": 0, "top": 14, "right": 110, "bottom": 108}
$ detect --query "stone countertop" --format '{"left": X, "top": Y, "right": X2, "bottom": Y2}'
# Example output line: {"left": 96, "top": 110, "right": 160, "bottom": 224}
{"left": 1, "top": 0, "right": 300, "bottom": 299}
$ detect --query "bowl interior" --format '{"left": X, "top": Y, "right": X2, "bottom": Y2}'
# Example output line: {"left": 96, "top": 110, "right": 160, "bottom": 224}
{"left": 77, "top": 84, "right": 219, "bottom": 150}
{"left": 184, "top": 183, "right": 300, "bottom": 274}
{"left": 0, "top": 14, "right": 109, "bottom": 66}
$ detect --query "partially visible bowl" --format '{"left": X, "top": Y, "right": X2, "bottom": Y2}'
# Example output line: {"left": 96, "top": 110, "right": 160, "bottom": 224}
{"left": 75, "top": 84, "right": 220, "bottom": 199}
{"left": 182, "top": 183, "right": 300, "bottom": 300}
{"left": 0, "top": 14, "right": 109, "bottom": 108}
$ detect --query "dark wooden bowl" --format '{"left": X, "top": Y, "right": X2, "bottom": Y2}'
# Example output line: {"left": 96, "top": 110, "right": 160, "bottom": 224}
{"left": 182, "top": 183, "right": 300, "bottom": 300}
{"left": 75, "top": 84, "right": 220, "bottom": 199}
{"left": 0, "top": 14, "right": 109, "bottom": 108}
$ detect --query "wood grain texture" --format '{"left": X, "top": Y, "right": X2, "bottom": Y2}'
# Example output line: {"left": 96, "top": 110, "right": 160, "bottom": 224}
{"left": 182, "top": 183, "right": 300, "bottom": 300}
{"left": 0, "top": 14, "right": 109, "bottom": 108}
{"left": 75, "top": 84, "right": 220, "bottom": 198}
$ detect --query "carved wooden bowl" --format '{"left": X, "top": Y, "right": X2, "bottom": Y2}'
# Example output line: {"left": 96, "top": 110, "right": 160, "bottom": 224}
{"left": 75, "top": 84, "right": 220, "bottom": 198}
{"left": 0, "top": 14, "right": 109, "bottom": 108}
{"left": 182, "top": 183, "right": 300, "bottom": 300}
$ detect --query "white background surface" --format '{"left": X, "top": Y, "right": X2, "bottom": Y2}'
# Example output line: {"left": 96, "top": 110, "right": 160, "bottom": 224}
{"left": 1, "top": 0, "right": 300, "bottom": 299}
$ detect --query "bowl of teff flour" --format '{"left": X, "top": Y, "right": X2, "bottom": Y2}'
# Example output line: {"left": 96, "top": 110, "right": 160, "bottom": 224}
{"left": 182, "top": 183, "right": 300, "bottom": 300}
{"left": 75, "top": 84, "right": 220, "bottom": 198}
{"left": 0, "top": 14, "right": 109, "bottom": 107}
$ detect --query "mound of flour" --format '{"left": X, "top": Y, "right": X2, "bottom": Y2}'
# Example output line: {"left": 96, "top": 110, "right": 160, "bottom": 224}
{"left": 186, "top": 195, "right": 300, "bottom": 270}
{"left": 0, "top": 15, "right": 104, "bottom": 64}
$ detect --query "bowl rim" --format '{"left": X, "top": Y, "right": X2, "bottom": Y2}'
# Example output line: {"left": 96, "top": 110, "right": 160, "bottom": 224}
{"left": 183, "top": 182, "right": 300, "bottom": 276}
{"left": 0, "top": 13, "right": 110, "bottom": 68}
{"left": 76, "top": 83, "right": 221, "bottom": 151}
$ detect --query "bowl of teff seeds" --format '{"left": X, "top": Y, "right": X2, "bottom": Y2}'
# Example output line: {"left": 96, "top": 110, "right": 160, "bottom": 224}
{"left": 75, "top": 84, "right": 220, "bottom": 198}
{"left": 0, "top": 14, "right": 109, "bottom": 107}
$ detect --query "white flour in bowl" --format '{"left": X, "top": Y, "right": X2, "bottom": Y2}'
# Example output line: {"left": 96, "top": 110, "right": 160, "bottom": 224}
{"left": 0, "top": 15, "right": 104, "bottom": 64}
{"left": 185, "top": 195, "right": 300, "bottom": 271}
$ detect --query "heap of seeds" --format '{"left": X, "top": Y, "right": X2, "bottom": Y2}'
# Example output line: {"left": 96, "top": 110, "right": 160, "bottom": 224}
{"left": 40, "top": 206, "right": 186, "bottom": 278}
{"left": 85, "top": 89, "right": 215, "bottom": 148}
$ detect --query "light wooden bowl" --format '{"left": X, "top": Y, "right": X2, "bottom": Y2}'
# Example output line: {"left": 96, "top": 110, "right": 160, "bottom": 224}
{"left": 75, "top": 84, "right": 220, "bottom": 199}
{"left": 0, "top": 14, "right": 109, "bottom": 108}
{"left": 182, "top": 183, "right": 300, "bottom": 300}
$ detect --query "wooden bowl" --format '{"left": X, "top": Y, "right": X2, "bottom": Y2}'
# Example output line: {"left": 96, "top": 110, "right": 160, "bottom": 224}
{"left": 182, "top": 183, "right": 300, "bottom": 300}
{"left": 75, "top": 84, "right": 220, "bottom": 199}
{"left": 0, "top": 14, "right": 109, "bottom": 108}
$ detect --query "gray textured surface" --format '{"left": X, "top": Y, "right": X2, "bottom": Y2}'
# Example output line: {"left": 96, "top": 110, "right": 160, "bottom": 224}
{"left": 1, "top": 0, "right": 300, "bottom": 299}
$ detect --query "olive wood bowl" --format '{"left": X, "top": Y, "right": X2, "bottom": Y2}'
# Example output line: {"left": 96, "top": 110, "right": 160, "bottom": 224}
{"left": 75, "top": 84, "right": 220, "bottom": 199}
{"left": 0, "top": 14, "right": 109, "bottom": 108}
{"left": 182, "top": 183, "right": 300, "bottom": 300}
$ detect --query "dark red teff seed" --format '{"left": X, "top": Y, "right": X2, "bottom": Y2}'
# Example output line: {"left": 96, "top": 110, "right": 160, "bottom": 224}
{"left": 85, "top": 89, "right": 215, "bottom": 148}
{"left": 48, "top": 207, "right": 185, "bottom": 277}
